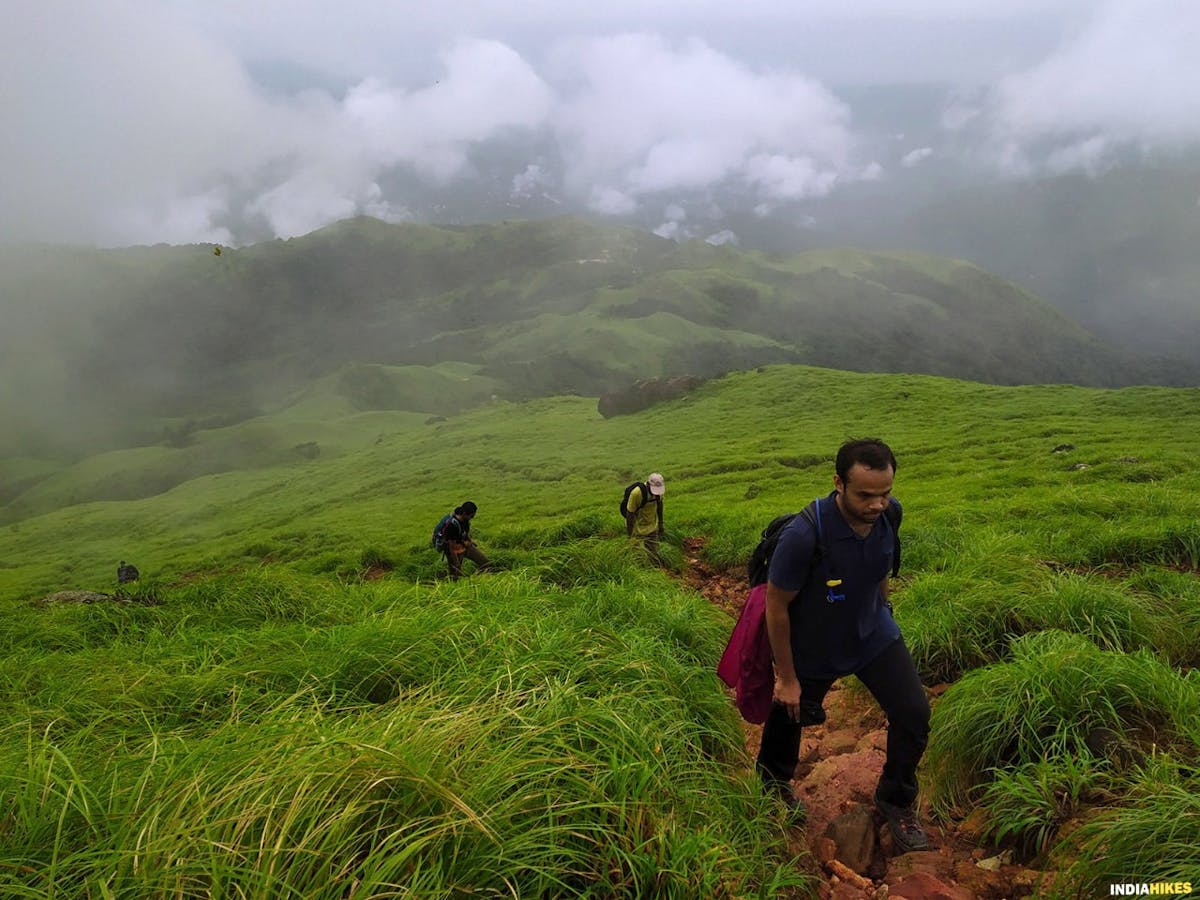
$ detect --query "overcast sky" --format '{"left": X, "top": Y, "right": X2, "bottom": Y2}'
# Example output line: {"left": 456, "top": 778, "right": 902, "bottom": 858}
{"left": 3, "top": 0, "right": 1198, "bottom": 247}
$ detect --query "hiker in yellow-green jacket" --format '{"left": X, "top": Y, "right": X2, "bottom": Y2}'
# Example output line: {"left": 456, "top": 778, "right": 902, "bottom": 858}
{"left": 623, "top": 473, "right": 665, "bottom": 562}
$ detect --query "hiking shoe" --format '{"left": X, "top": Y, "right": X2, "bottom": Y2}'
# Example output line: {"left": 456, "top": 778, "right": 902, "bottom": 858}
{"left": 764, "top": 780, "right": 808, "bottom": 821}
{"left": 874, "top": 792, "right": 928, "bottom": 852}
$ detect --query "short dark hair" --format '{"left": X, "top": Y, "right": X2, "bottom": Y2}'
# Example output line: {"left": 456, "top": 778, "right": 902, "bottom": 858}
{"left": 459, "top": 501, "right": 478, "bottom": 516}
{"left": 836, "top": 438, "right": 897, "bottom": 483}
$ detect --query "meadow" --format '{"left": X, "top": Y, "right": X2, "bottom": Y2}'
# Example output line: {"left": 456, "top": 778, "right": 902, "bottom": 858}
{"left": 1, "top": 364, "right": 1198, "bottom": 897}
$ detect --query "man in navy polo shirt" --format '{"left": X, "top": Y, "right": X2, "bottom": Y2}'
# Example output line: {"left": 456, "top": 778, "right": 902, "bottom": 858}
{"left": 759, "top": 438, "right": 930, "bottom": 852}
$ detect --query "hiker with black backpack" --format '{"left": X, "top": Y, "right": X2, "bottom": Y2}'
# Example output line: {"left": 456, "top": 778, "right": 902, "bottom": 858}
{"left": 756, "top": 438, "right": 931, "bottom": 852}
{"left": 117, "top": 560, "right": 140, "bottom": 584}
{"left": 432, "top": 501, "right": 492, "bottom": 580}
{"left": 621, "top": 473, "right": 665, "bottom": 562}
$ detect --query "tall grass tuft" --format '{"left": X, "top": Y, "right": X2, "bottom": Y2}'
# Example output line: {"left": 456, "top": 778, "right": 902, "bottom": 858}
{"left": 980, "top": 755, "right": 1115, "bottom": 861}
{"left": 1046, "top": 755, "right": 1200, "bottom": 897}
{"left": 0, "top": 569, "right": 811, "bottom": 898}
{"left": 900, "top": 566, "right": 1173, "bottom": 683}
{"left": 925, "top": 630, "right": 1200, "bottom": 816}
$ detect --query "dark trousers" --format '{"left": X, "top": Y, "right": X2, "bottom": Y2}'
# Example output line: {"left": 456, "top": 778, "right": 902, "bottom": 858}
{"left": 756, "top": 637, "right": 930, "bottom": 808}
{"left": 446, "top": 543, "right": 490, "bottom": 580}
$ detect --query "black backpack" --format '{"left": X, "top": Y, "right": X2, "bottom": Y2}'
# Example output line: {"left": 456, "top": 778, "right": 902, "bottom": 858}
{"left": 117, "top": 561, "right": 140, "bottom": 584}
{"left": 747, "top": 497, "right": 902, "bottom": 587}
{"left": 619, "top": 481, "right": 653, "bottom": 517}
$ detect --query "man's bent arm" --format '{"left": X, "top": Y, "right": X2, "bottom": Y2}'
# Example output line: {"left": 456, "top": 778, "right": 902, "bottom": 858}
{"left": 765, "top": 582, "right": 800, "bottom": 720}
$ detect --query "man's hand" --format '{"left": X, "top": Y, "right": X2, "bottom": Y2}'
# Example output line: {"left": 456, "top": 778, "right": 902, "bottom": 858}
{"left": 764, "top": 582, "right": 800, "bottom": 721}
{"left": 773, "top": 674, "right": 802, "bottom": 722}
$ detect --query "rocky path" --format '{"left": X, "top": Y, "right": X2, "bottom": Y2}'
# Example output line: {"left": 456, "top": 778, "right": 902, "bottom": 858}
{"left": 680, "top": 538, "right": 1045, "bottom": 900}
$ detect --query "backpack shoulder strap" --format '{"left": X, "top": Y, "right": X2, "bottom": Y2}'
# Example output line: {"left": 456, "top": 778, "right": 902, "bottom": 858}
{"left": 883, "top": 498, "right": 902, "bottom": 578}
{"left": 790, "top": 498, "right": 826, "bottom": 584}
{"left": 624, "top": 482, "right": 648, "bottom": 511}
{"left": 809, "top": 497, "right": 831, "bottom": 574}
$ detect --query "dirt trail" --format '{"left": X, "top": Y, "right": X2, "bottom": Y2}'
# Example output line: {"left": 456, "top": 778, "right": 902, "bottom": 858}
{"left": 680, "top": 537, "right": 1047, "bottom": 900}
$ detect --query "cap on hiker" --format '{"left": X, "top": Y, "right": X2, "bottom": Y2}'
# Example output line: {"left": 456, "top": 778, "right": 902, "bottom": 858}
{"left": 647, "top": 473, "right": 665, "bottom": 495}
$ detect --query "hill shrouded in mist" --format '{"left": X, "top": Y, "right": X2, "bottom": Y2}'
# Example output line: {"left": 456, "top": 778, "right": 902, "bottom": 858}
{"left": 1, "top": 215, "right": 1186, "bottom": 465}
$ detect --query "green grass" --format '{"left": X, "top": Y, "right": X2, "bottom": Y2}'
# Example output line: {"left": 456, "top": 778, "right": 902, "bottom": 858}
{"left": 0, "top": 566, "right": 812, "bottom": 898}
{"left": 2, "top": 363, "right": 1200, "bottom": 895}
{"left": 1052, "top": 755, "right": 1200, "bottom": 896}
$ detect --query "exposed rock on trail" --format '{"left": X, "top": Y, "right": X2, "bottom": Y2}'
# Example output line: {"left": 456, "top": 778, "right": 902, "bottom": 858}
{"left": 36, "top": 589, "right": 159, "bottom": 606}
{"left": 680, "top": 536, "right": 1044, "bottom": 899}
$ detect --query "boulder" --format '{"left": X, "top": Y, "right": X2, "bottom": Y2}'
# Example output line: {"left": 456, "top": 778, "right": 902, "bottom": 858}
{"left": 597, "top": 375, "right": 705, "bottom": 418}
{"left": 825, "top": 805, "right": 878, "bottom": 874}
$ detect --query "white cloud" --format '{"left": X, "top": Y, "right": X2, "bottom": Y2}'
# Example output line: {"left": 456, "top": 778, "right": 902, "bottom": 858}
{"left": 587, "top": 186, "right": 638, "bottom": 216}
{"left": 4, "top": 0, "right": 1199, "bottom": 244}
{"left": 1, "top": 1, "right": 271, "bottom": 245}
{"left": 1, "top": 5, "right": 551, "bottom": 244}
{"left": 1043, "top": 136, "right": 1113, "bottom": 177}
{"left": 652, "top": 220, "right": 685, "bottom": 240}
{"left": 744, "top": 154, "right": 839, "bottom": 200}
{"left": 511, "top": 164, "right": 552, "bottom": 198}
{"left": 901, "top": 147, "right": 934, "bottom": 167}
{"left": 859, "top": 162, "right": 885, "bottom": 181}
{"left": 705, "top": 229, "right": 739, "bottom": 246}
{"left": 340, "top": 41, "right": 553, "bottom": 180}
{"left": 112, "top": 190, "right": 235, "bottom": 247}
{"left": 550, "top": 34, "right": 852, "bottom": 210}
{"left": 986, "top": 1, "right": 1200, "bottom": 172}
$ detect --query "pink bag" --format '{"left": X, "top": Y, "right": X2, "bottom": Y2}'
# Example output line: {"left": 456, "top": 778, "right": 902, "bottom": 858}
{"left": 716, "top": 583, "right": 774, "bottom": 724}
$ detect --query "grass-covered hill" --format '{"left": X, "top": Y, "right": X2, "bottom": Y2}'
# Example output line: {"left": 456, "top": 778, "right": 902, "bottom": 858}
{"left": 1, "top": 364, "right": 1197, "bottom": 897}
{"left": 0, "top": 215, "right": 1161, "bottom": 466}
{"left": 895, "top": 162, "right": 1200, "bottom": 361}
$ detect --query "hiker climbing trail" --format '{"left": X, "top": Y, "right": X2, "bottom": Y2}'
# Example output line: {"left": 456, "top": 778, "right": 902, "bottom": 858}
{"left": 680, "top": 536, "right": 1044, "bottom": 899}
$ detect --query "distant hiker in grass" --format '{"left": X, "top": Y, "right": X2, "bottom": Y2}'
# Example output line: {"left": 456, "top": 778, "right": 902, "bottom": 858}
{"left": 621, "top": 472, "right": 665, "bottom": 561}
{"left": 433, "top": 501, "right": 492, "bottom": 580}
{"left": 116, "top": 560, "right": 140, "bottom": 584}
{"left": 759, "top": 438, "right": 930, "bottom": 852}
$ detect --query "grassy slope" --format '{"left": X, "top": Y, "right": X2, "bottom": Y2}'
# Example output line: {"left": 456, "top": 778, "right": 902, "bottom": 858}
{"left": 4, "top": 364, "right": 1200, "bottom": 599}
{"left": 1, "top": 365, "right": 1198, "bottom": 895}
{"left": 1, "top": 216, "right": 1155, "bottom": 466}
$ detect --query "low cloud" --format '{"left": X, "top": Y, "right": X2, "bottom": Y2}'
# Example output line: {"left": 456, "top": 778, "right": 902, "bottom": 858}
{"left": 511, "top": 164, "right": 554, "bottom": 199}
{"left": 2, "top": 4, "right": 552, "bottom": 244}
{"left": 552, "top": 34, "right": 853, "bottom": 211}
{"left": 705, "top": 229, "right": 739, "bottom": 246}
{"left": 901, "top": 147, "right": 934, "bottom": 167}
{"left": 587, "top": 186, "right": 638, "bottom": 216}
{"left": 983, "top": 0, "right": 1200, "bottom": 174}
{"left": 5, "top": 0, "right": 1200, "bottom": 245}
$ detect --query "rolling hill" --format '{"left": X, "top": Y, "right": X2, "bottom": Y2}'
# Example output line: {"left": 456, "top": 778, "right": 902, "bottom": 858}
{"left": 1, "top": 215, "right": 1177, "bottom": 471}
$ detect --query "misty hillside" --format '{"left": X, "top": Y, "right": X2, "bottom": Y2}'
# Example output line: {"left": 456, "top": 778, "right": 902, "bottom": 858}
{"left": 0, "top": 215, "right": 1174, "bottom": 462}
{"left": 773, "top": 158, "right": 1200, "bottom": 361}
{"left": 890, "top": 164, "right": 1200, "bottom": 359}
